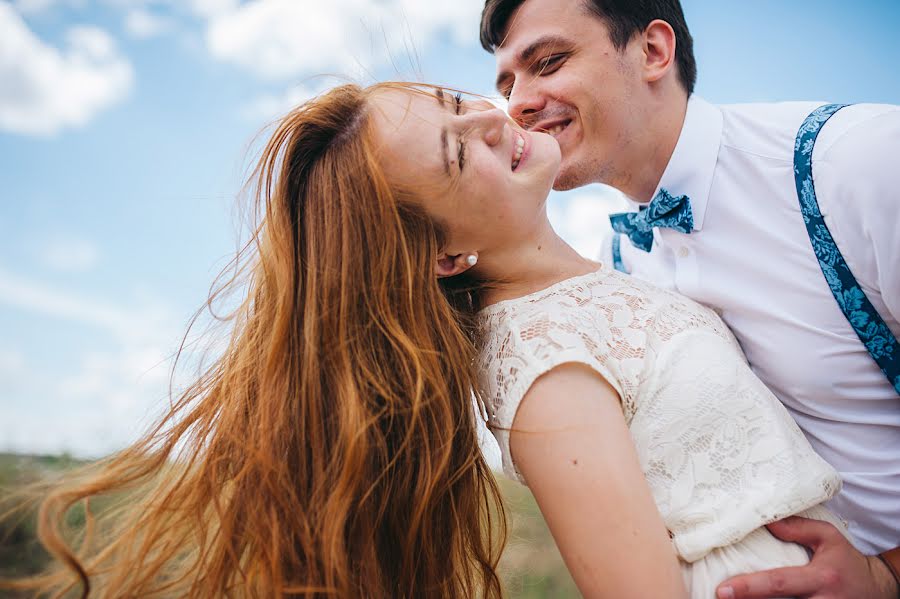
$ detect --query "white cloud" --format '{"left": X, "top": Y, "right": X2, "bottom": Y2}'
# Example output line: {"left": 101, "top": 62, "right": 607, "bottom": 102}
{"left": 38, "top": 236, "right": 100, "bottom": 273}
{"left": 0, "top": 3, "right": 133, "bottom": 136}
{"left": 205, "top": 0, "right": 482, "bottom": 81}
{"left": 182, "top": 0, "right": 237, "bottom": 18}
{"left": 12, "top": 0, "right": 68, "bottom": 14}
{"left": 548, "top": 186, "right": 628, "bottom": 259}
{"left": 124, "top": 8, "right": 173, "bottom": 39}
{"left": 242, "top": 83, "right": 322, "bottom": 122}
{"left": 12, "top": 0, "right": 51, "bottom": 13}
{"left": 16, "top": 0, "right": 233, "bottom": 18}
{"left": 101, "top": 0, "right": 236, "bottom": 20}
{"left": 0, "top": 264, "right": 173, "bottom": 345}
{"left": 1, "top": 358, "right": 170, "bottom": 456}
{"left": 0, "top": 265, "right": 191, "bottom": 457}
{"left": 0, "top": 348, "right": 28, "bottom": 409}
{"left": 206, "top": 0, "right": 375, "bottom": 80}
{"left": 59, "top": 346, "right": 170, "bottom": 409}
{"left": 391, "top": 0, "right": 483, "bottom": 47}
{"left": 0, "top": 348, "right": 26, "bottom": 377}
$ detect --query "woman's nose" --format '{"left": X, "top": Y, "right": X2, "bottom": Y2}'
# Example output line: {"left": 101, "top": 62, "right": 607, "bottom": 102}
{"left": 468, "top": 107, "right": 507, "bottom": 146}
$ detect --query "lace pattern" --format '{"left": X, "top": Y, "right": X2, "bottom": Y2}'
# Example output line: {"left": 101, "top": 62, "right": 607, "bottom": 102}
{"left": 476, "top": 266, "right": 841, "bottom": 562}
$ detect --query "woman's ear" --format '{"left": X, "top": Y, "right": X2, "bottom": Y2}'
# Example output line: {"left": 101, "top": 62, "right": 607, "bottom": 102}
{"left": 435, "top": 253, "right": 478, "bottom": 278}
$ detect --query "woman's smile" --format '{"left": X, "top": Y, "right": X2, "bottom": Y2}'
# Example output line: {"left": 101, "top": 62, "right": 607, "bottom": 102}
{"left": 511, "top": 130, "right": 527, "bottom": 171}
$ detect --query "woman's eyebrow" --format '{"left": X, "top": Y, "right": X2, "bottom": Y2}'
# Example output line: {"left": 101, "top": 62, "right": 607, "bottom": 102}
{"left": 433, "top": 87, "right": 452, "bottom": 176}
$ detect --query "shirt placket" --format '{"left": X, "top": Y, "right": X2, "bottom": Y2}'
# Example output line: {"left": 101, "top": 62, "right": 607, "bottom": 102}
{"left": 661, "top": 230, "right": 699, "bottom": 294}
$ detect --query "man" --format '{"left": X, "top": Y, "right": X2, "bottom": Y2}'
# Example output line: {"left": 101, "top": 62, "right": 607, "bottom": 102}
{"left": 480, "top": 1, "right": 900, "bottom": 597}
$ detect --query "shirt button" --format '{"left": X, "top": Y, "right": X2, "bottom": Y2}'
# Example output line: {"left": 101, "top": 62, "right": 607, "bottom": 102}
{"left": 678, "top": 247, "right": 690, "bottom": 258}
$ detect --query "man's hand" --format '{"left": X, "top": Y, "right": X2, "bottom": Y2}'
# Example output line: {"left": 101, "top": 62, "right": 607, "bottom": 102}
{"left": 715, "top": 516, "right": 899, "bottom": 599}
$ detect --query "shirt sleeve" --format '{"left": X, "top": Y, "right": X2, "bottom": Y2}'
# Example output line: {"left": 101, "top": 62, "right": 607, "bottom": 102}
{"left": 813, "top": 104, "right": 900, "bottom": 335}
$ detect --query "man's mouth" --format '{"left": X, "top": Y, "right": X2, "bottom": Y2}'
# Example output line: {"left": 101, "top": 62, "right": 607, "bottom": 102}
{"left": 533, "top": 119, "right": 572, "bottom": 140}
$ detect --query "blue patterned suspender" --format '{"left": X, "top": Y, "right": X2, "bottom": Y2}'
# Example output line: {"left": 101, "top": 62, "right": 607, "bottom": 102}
{"left": 794, "top": 104, "right": 900, "bottom": 394}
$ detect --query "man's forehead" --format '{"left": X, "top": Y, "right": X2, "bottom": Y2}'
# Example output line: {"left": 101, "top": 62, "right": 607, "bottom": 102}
{"left": 495, "top": 0, "right": 583, "bottom": 64}
{"left": 500, "top": 0, "right": 584, "bottom": 41}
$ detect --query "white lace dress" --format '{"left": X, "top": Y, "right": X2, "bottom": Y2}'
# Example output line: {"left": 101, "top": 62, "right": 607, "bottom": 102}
{"left": 476, "top": 266, "right": 848, "bottom": 597}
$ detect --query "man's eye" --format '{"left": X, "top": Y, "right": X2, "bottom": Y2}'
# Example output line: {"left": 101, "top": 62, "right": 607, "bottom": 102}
{"left": 537, "top": 54, "right": 565, "bottom": 75}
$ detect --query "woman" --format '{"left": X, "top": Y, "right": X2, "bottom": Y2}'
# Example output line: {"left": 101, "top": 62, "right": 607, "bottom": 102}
{"left": 371, "top": 84, "right": 847, "bottom": 598}
{"left": 12, "top": 83, "right": 504, "bottom": 599}
{"left": 12, "top": 82, "right": 846, "bottom": 598}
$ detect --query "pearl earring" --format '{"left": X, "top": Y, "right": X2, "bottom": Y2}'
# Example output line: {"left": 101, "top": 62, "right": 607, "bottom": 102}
{"left": 466, "top": 254, "right": 478, "bottom": 267}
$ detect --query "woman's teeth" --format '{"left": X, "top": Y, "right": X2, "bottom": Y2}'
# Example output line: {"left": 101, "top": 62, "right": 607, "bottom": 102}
{"left": 512, "top": 135, "right": 524, "bottom": 170}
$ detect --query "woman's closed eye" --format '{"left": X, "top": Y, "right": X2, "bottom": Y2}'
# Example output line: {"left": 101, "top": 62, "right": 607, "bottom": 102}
{"left": 455, "top": 92, "right": 467, "bottom": 171}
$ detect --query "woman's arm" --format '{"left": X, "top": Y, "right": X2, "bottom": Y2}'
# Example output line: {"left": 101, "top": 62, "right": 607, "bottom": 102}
{"left": 510, "top": 362, "right": 688, "bottom": 599}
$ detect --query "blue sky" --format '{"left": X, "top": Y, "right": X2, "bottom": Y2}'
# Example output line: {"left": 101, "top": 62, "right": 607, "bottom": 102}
{"left": 1, "top": 0, "right": 899, "bottom": 458}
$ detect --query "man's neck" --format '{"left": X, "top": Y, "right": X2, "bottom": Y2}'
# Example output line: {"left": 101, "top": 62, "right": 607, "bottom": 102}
{"left": 616, "top": 92, "right": 690, "bottom": 203}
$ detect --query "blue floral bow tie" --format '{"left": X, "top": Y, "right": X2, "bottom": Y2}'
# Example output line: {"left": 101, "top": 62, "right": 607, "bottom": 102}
{"left": 608, "top": 189, "right": 694, "bottom": 252}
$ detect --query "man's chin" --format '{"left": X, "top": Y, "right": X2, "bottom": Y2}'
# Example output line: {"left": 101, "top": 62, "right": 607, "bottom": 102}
{"left": 552, "top": 162, "right": 591, "bottom": 191}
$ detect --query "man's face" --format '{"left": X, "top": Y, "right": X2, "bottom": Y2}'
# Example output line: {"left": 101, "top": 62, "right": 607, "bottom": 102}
{"left": 494, "top": 0, "right": 645, "bottom": 191}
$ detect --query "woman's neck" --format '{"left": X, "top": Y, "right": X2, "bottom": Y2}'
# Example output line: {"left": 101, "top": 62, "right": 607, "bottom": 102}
{"left": 478, "top": 225, "right": 600, "bottom": 307}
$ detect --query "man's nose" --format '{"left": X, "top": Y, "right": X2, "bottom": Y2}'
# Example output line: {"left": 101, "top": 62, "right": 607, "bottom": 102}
{"left": 507, "top": 81, "right": 546, "bottom": 128}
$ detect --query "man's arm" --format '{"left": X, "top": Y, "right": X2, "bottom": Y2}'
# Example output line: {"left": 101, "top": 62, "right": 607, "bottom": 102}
{"left": 510, "top": 362, "right": 688, "bottom": 599}
{"left": 815, "top": 105, "right": 900, "bottom": 323}
{"left": 718, "top": 105, "right": 900, "bottom": 599}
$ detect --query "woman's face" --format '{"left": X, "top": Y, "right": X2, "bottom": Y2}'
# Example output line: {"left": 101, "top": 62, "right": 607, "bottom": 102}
{"left": 370, "top": 87, "right": 561, "bottom": 265}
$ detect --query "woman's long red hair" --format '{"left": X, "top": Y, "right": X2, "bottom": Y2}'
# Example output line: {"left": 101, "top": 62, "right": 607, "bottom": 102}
{"left": 6, "top": 83, "right": 506, "bottom": 598}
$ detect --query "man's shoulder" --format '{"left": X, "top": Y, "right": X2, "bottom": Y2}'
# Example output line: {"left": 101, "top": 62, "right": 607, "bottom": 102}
{"left": 710, "top": 100, "right": 899, "bottom": 165}
{"left": 717, "top": 99, "right": 826, "bottom": 121}
{"left": 813, "top": 104, "right": 900, "bottom": 225}
{"left": 812, "top": 103, "right": 900, "bottom": 164}
{"left": 713, "top": 100, "right": 825, "bottom": 162}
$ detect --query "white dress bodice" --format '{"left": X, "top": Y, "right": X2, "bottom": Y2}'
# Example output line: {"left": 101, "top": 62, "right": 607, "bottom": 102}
{"left": 476, "top": 265, "right": 841, "bottom": 563}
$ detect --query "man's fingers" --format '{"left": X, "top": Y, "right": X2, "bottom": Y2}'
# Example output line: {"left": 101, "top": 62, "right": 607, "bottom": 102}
{"left": 717, "top": 565, "right": 825, "bottom": 599}
{"left": 764, "top": 516, "right": 839, "bottom": 550}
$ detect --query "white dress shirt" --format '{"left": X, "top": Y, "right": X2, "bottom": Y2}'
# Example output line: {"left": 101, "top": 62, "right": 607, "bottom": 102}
{"left": 602, "top": 96, "right": 900, "bottom": 554}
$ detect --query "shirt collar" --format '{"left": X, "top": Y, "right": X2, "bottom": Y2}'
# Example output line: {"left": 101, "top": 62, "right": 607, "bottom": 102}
{"left": 626, "top": 95, "right": 723, "bottom": 231}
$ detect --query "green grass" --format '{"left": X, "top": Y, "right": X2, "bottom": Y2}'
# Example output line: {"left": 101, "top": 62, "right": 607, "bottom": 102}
{"left": 496, "top": 476, "right": 580, "bottom": 598}
{"left": 0, "top": 454, "right": 89, "bottom": 575}
{"left": 0, "top": 453, "right": 579, "bottom": 597}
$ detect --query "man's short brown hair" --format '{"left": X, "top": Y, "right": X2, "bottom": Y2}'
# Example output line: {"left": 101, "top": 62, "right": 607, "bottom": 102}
{"left": 480, "top": 0, "right": 697, "bottom": 95}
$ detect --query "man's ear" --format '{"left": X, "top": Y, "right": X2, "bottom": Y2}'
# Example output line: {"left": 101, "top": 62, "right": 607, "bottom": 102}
{"left": 642, "top": 19, "right": 677, "bottom": 83}
{"left": 435, "top": 253, "right": 478, "bottom": 278}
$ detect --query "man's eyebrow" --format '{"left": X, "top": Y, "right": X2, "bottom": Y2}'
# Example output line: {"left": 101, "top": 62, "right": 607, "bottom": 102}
{"left": 495, "top": 34, "right": 573, "bottom": 91}
{"left": 433, "top": 87, "right": 451, "bottom": 176}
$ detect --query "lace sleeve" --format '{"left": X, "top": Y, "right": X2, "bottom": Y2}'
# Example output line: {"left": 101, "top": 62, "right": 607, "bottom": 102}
{"left": 478, "top": 304, "right": 631, "bottom": 484}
